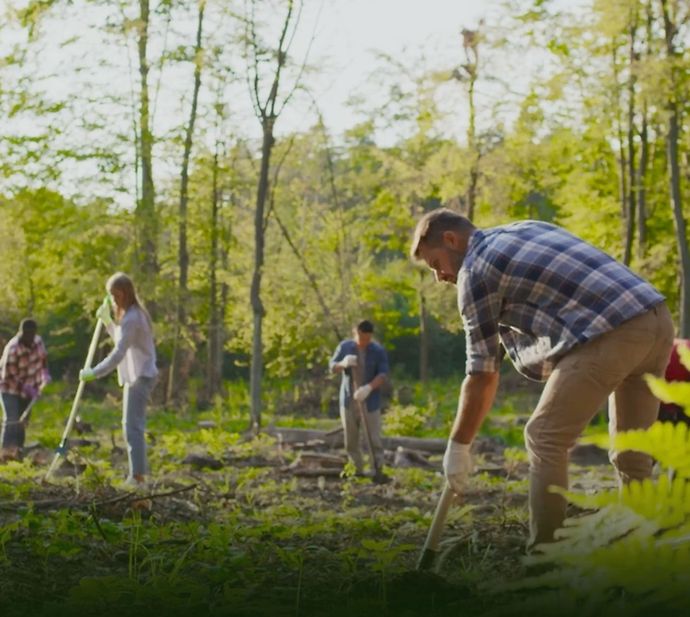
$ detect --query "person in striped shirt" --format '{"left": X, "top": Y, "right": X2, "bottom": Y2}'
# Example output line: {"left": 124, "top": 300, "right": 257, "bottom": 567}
{"left": 0, "top": 319, "right": 51, "bottom": 461}
{"left": 411, "top": 208, "right": 674, "bottom": 550}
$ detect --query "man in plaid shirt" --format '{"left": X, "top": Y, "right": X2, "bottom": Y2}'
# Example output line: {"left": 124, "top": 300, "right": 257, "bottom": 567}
{"left": 411, "top": 208, "right": 674, "bottom": 550}
{"left": 0, "top": 319, "right": 51, "bottom": 461}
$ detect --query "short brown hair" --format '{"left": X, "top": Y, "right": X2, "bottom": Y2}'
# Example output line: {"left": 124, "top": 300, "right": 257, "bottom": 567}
{"left": 410, "top": 208, "right": 475, "bottom": 259}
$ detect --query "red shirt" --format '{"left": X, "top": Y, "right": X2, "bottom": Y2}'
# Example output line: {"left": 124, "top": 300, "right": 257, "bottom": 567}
{"left": 665, "top": 339, "right": 690, "bottom": 383}
{"left": 0, "top": 334, "right": 49, "bottom": 397}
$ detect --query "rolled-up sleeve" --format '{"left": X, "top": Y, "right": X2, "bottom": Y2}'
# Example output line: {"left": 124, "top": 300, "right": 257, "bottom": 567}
{"left": 458, "top": 269, "right": 503, "bottom": 374}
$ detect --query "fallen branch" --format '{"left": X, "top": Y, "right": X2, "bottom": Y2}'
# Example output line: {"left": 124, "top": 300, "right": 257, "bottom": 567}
{"left": 0, "top": 483, "right": 199, "bottom": 512}
{"left": 93, "top": 483, "right": 198, "bottom": 507}
{"left": 268, "top": 427, "right": 446, "bottom": 454}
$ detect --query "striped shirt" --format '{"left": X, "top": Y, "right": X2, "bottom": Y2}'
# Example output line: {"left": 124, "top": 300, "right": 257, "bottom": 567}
{"left": 0, "top": 334, "right": 49, "bottom": 397}
{"left": 458, "top": 221, "right": 664, "bottom": 381}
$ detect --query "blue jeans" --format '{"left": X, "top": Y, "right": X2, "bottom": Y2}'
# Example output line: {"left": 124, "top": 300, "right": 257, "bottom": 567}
{"left": 122, "top": 376, "right": 156, "bottom": 477}
{"left": 0, "top": 393, "right": 30, "bottom": 450}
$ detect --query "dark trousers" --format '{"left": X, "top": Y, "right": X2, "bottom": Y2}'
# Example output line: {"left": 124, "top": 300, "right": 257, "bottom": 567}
{"left": 1, "top": 392, "right": 30, "bottom": 450}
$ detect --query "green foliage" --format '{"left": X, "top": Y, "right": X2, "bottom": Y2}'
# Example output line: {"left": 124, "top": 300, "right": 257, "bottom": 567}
{"left": 507, "top": 360, "right": 690, "bottom": 611}
{"left": 383, "top": 403, "right": 429, "bottom": 436}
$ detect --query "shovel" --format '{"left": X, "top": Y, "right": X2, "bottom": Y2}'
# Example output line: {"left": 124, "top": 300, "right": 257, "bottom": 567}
{"left": 45, "top": 318, "right": 103, "bottom": 479}
{"left": 351, "top": 370, "right": 389, "bottom": 484}
{"left": 417, "top": 483, "right": 455, "bottom": 571}
{"left": 18, "top": 397, "right": 38, "bottom": 427}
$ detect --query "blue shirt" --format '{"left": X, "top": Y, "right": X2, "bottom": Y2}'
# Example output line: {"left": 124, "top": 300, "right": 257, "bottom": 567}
{"left": 329, "top": 340, "right": 389, "bottom": 412}
{"left": 458, "top": 221, "right": 664, "bottom": 381}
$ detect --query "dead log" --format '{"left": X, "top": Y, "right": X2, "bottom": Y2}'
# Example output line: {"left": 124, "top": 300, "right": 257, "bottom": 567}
{"left": 285, "top": 467, "right": 343, "bottom": 478}
{"left": 392, "top": 446, "right": 438, "bottom": 470}
{"left": 183, "top": 453, "right": 223, "bottom": 470}
{"left": 288, "top": 451, "right": 346, "bottom": 469}
{"left": 381, "top": 435, "right": 446, "bottom": 454}
{"left": 268, "top": 426, "right": 344, "bottom": 448}
{"left": 267, "top": 427, "right": 446, "bottom": 454}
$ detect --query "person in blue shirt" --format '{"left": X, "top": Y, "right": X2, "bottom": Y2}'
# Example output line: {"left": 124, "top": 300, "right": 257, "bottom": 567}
{"left": 329, "top": 320, "right": 389, "bottom": 476}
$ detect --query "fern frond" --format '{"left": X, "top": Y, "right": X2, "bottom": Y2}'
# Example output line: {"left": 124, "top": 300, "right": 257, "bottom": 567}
{"left": 677, "top": 344, "right": 690, "bottom": 373}
{"left": 583, "top": 422, "right": 690, "bottom": 478}
{"left": 644, "top": 375, "right": 690, "bottom": 414}
{"left": 550, "top": 476, "right": 690, "bottom": 529}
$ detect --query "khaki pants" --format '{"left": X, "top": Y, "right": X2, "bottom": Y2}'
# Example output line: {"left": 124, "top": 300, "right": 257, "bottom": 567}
{"left": 524, "top": 303, "right": 675, "bottom": 550}
{"left": 340, "top": 403, "right": 384, "bottom": 473}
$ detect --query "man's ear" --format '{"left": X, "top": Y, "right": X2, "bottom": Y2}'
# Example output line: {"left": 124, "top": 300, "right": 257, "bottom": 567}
{"left": 441, "top": 230, "right": 460, "bottom": 248}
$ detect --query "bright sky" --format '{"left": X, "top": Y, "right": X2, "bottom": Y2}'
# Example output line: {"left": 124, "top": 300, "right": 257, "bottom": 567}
{"left": 299, "top": 0, "right": 489, "bottom": 136}
{"left": 2, "top": 0, "right": 548, "bottom": 201}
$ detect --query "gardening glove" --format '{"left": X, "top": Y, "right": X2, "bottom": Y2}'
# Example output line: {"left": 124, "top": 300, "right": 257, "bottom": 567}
{"left": 353, "top": 384, "right": 372, "bottom": 402}
{"left": 95, "top": 296, "right": 113, "bottom": 326}
{"left": 443, "top": 440, "right": 473, "bottom": 495}
{"left": 79, "top": 368, "right": 97, "bottom": 382}
{"left": 21, "top": 383, "right": 39, "bottom": 401}
{"left": 340, "top": 354, "right": 358, "bottom": 368}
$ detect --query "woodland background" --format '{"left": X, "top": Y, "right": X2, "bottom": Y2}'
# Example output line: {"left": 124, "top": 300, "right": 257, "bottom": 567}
{"left": 3, "top": 2, "right": 690, "bottom": 616}
{"left": 1, "top": 0, "right": 689, "bottom": 426}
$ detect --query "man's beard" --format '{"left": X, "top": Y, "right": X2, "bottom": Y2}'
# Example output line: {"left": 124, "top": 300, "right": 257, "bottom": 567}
{"left": 449, "top": 248, "right": 467, "bottom": 284}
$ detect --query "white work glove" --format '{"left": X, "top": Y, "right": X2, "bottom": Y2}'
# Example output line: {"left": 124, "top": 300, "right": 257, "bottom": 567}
{"left": 353, "top": 384, "right": 372, "bottom": 402}
{"left": 443, "top": 440, "right": 473, "bottom": 495}
{"left": 79, "top": 368, "right": 97, "bottom": 383}
{"left": 95, "top": 296, "right": 113, "bottom": 326}
{"left": 340, "top": 354, "right": 358, "bottom": 368}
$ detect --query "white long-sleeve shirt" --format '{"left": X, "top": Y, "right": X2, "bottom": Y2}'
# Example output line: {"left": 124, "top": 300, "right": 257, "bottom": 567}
{"left": 92, "top": 305, "right": 158, "bottom": 385}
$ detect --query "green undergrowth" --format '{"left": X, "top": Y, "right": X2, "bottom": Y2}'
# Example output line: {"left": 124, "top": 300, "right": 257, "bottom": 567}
{"left": 497, "top": 345, "right": 690, "bottom": 616}
{"left": 2, "top": 369, "right": 683, "bottom": 616}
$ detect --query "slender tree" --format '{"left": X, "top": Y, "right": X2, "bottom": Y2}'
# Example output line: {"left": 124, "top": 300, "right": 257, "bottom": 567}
{"left": 167, "top": 0, "right": 207, "bottom": 405}
{"left": 623, "top": 4, "right": 639, "bottom": 266}
{"left": 660, "top": 0, "right": 690, "bottom": 335}
{"left": 453, "top": 25, "right": 481, "bottom": 221}
{"left": 135, "top": 0, "right": 159, "bottom": 302}
{"left": 245, "top": 0, "right": 309, "bottom": 433}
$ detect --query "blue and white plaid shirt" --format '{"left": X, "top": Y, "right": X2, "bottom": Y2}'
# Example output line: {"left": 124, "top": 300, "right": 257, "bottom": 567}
{"left": 458, "top": 221, "right": 664, "bottom": 381}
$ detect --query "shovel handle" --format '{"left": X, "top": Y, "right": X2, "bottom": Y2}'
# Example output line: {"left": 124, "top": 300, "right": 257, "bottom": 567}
{"left": 417, "top": 483, "right": 455, "bottom": 571}
{"left": 351, "top": 369, "right": 383, "bottom": 478}
{"left": 45, "top": 318, "right": 103, "bottom": 479}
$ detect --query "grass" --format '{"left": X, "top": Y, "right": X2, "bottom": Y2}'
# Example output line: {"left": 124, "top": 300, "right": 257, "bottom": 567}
{"left": 0, "top": 376, "right": 621, "bottom": 616}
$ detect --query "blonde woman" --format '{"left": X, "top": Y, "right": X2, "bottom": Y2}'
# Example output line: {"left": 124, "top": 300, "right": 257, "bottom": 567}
{"left": 80, "top": 273, "right": 158, "bottom": 488}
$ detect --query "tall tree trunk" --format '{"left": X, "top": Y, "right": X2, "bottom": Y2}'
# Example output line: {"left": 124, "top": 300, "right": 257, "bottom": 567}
{"left": 611, "top": 43, "right": 629, "bottom": 258}
{"left": 460, "top": 28, "right": 480, "bottom": 222}
{"left": 466, "top": 75, "right": 478, "bottom": 222}
{"left": 660, "top": 0, "right": 690, "bottom": 336}
{"left": 136, "top": 0, "right": 158, "bottom": 304}
{"left": 246, "top": 0, "right": 300, "bottom": 434}
{"left": 623, "top": 14, "right": 638, "bottom": 266}
{"left": 206, "top": 143, "right": 222, "bottom": 403}
{"left": 249, "top": 119, "right": 274, "bottom": 433}
{"left": 637, "top": 106, "right": 649, "bottom": 258}
{"left": 637, "top": 1, "right": 654, "bottom": 259}
{"left": 167, "top": 0, "right": 206, "bottom": 407}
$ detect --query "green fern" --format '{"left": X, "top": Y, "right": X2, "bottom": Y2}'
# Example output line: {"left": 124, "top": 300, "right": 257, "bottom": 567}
{"left": 509, "top": 355, "right": 690, "bottom": 609}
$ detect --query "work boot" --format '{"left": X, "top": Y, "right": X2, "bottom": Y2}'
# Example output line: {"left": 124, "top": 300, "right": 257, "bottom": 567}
{"left": 0, "top": 447, "right": 21, "bottom": 463}
{"left": 123, "top": 475, "right": 149, "bottom": 492}
{"left": 372, "top": 471, "right": 392, "bottom": 484}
